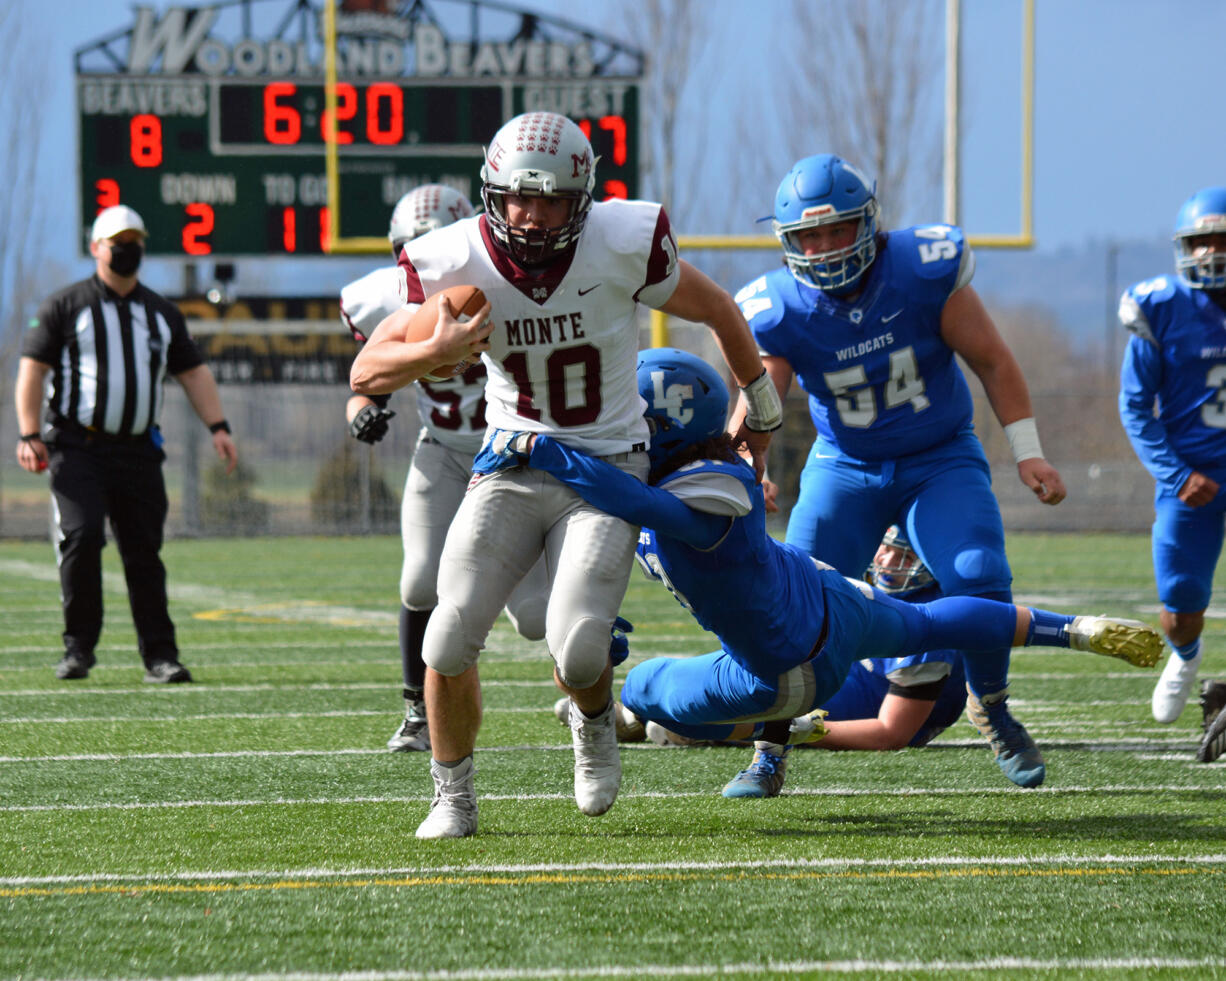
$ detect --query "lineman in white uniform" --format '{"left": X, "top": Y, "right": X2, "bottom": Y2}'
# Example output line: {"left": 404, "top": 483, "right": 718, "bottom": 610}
{"left": 352, "top": 112, "right": 782, "bottom": 839}
{"left": 341, "top": 184, "right": 547, "bottom": 754}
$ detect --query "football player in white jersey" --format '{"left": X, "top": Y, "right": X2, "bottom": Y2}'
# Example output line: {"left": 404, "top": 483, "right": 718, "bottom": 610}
{"left": 341, "top": 184, "right": 548, "bottom": 755}
{"left": 352, "top": 111, "right": 782, "bottom": 839}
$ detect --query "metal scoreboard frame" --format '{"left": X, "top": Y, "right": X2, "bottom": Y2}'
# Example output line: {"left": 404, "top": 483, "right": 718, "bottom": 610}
{"left": 75, "top": 0, "right": 644, "bottom": 258}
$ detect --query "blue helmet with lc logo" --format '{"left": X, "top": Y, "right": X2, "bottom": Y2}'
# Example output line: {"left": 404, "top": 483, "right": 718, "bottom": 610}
{"left": 772, "top": 154, "right": 879, "bottom": 293}
{"left": 1174, "top": 187, "right": 1226, "bottom": 290}
{"left": 637, "top": 348, "right": 729, "bottom": 471}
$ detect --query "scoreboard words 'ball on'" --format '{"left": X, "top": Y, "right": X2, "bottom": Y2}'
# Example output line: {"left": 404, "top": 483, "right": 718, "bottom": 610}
{"left": 409, "top": 285, "right": 488, "bottom": 381}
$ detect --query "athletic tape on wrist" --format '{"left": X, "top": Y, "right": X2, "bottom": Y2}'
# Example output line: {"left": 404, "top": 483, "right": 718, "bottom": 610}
{"left": 741, "top": 370, "right": 782, "bottom": 432}
{"left": 1004, "top": 417, "right": 1044, "bottom": 464}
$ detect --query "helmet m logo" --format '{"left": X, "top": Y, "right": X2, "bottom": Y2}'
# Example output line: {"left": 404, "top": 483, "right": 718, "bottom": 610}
{"left": 571, "top": 150, "right": 592, "bottom": 178}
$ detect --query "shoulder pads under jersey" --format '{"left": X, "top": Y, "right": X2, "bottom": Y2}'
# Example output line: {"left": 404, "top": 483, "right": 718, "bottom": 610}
{"left": 892, "top": 224, "right": 971, "bottom": 286}
{"left": 590, "top": 198, "right": 670, "bottom": 258}
{"left": 340, "top": 265, "right": 407, "bottom": 342}
{"left": 657, "top": 458, "right": 755, "bottom": 517}
{"left": 401, "top": 219, "right": 478, "bottom": 281}
{"left": 1120, "top": 276, "right": 1177, "bottom": 344}
{"left": 735, "top": 268, "right": 795, "bottom": 336}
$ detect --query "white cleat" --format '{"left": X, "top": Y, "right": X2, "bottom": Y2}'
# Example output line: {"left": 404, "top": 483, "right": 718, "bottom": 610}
{"left": 1151, "top": 649, "right": 1203, "bottom": 724}
{"left": 556, "top": 696, "right": 645, "bottom": 743}
{"left": 1067, "top": 616, "right": 1164, "bottom": 668}
{"left": 387, "top": 697, "right": 430, "bottom": 752}
{"left": 570, "top": 700, "right": 621, "bottom": 816}
{"left": 415, "top": 757, "right": 478, "bottom": 839}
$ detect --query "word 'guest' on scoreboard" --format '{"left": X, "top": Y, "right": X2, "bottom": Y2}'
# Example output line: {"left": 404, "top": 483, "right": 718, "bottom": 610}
{"left": 76, "top": 0, "right": 643, "bottom": 257}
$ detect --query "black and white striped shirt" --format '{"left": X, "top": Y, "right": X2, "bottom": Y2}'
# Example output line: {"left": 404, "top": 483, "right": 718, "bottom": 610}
{"left": 23, "top": 275, "right": 203, "bottom": 437}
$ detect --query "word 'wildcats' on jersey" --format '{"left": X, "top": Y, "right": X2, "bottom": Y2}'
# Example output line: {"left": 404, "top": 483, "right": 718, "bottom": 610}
{"left": 736, "top": 224, "right": 976, "bottom": 461}
{"left": 399, "top": 198, "right": 681, "bottom": 456}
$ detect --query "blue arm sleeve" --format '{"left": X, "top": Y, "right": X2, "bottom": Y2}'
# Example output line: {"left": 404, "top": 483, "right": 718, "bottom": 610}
{"left": 529, "top": 436, "right": 727, "bottom": 548}
{"left": 1118, "top": 335, "right": 1191, "bottom": 493}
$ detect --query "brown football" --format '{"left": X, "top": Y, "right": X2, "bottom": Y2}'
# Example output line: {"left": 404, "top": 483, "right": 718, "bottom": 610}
{"left": 407, "top": 284, "right": 487, "bottom": 381}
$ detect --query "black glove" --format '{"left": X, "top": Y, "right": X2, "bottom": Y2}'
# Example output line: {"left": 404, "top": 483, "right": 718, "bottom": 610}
{"left": 349, "top": 404, "right": 395, "bottom": 444}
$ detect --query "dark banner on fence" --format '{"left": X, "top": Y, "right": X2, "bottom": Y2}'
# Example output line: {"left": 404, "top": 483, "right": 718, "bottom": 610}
{"left": 175, "top": 296, "right": 354, "bottom": 385}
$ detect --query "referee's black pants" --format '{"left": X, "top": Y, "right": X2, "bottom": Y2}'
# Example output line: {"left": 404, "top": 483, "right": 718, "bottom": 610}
{"left": 48, "top": 433, "right": 178, "bottom": 666}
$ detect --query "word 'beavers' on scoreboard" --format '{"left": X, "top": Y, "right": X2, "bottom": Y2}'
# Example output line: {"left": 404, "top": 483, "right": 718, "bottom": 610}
{"left": 76, "top": 3, "right": 643, "bottom": 258}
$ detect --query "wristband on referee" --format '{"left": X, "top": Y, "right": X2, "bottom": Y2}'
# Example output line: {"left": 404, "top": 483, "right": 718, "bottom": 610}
{"left": 1003, "top": 417, "right": 1044, "bottom": 464}
{"left": 19, "top": 432, "right": 42, "bottom": 443}
{"left": 208, "top": 419, "right": 232, "bottom": 435}
{"left": 741, "top": 370, "right": 783, "bottom": 432}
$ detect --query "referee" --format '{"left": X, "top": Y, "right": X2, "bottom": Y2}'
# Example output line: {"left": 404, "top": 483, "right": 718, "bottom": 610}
{"left": 14, "top": 204, "right": 238, "bottom": 683}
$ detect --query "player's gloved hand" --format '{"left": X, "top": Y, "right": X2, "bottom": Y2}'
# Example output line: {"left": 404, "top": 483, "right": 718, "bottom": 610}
{"left": 349, "top": 404, "right": 395, "bottom": 444}
{"left": 472, "top": 429, "right": 534, "bottom": 474}
{"left": 609, "top": 616, "right": 634, "bottom": 666}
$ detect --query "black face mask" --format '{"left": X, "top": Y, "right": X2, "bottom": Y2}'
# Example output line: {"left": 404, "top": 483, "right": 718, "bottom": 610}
{"left": 107, "top": 241, "right": 144, "bottom": 277}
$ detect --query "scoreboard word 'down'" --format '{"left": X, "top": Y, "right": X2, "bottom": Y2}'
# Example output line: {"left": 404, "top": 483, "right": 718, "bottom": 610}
{"left": 76, "top": 3, "right": 643, "bottom": 258}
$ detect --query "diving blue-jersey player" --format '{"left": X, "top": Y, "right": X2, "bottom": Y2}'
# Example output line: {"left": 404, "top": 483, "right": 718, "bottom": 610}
{"left": 1119, "top": 186, "right": 1226, "bottom": 724}
{"left": 727, "top": 154, "right": 1066, "bottom": 787}
{"left": 475, "top": 348, "right": 1162, "bottom": 793}
{"left": 720, "top": 526, "right": 968, "bottom": 799}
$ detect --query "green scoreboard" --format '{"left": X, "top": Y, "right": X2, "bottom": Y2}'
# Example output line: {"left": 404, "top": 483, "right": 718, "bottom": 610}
{"left": 76, "top": 4, "right": 643, "bottom": 257}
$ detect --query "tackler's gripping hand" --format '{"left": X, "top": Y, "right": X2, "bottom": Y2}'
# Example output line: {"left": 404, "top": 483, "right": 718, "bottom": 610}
{"left": 609, "top": 617, "right": 634, "bottom": 667}
{"left": 472, "top": 429, "right": 535, "bottom": 475}
{"left": 349, "top": 404, "right": 396, "bottom": 444}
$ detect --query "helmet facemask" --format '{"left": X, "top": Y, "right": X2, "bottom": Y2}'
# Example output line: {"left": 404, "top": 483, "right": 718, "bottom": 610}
{"left": 481, "top": 180, "right": 592, "bottom": 267}
{"left": 1175, "top": 229, "right": 1226, "bottom": 291}
{"left": 1173, "top": 188, "right": 1226, "bottom": 291}
{"left": 775, "top": 201, "right": 879, "bottom": 293}
{"left": 480, "top": 112, "right": 597, "bottom": 268}
{"left": 869, "top": 526, "right": 934, "bottom": 594}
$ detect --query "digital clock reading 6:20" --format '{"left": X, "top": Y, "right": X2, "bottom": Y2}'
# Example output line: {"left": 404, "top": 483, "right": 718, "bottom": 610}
{"left": 77, "top": 76, "right": 642, "bottom": 258}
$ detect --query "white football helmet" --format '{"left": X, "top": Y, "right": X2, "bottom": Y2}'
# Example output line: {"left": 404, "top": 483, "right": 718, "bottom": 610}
{"left": 388, "top": 184, "right": 475, "bottom": 255}
{"left": 480, "top": 112, "right": 596, "bottom": 266}
{"left": 868, "top": 525, "right": 934, "bottom": 595}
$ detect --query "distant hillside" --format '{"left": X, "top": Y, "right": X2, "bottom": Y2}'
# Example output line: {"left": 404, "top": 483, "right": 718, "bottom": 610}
{"left": 974, "top": 238, "right": 1171, "bottom": 355}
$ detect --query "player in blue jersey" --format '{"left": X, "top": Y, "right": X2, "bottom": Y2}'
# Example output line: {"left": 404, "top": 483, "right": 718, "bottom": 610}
{"left": 476, "top": 348, "right": 1162, "bottom": 797}
{"left": 557, "top": 525, "right": 965, "bottom": 758}
{"left": 1119, "top": 187, "right": 1226, "bottom": 724}
{"left": 728, "top": 154, "right": 1067, "bottom": 788}
{"left": 720, "top": 525, "right": 967, "bottom": 798}
{"left": 556, "top": 524, "right": 967, "bottom": 761}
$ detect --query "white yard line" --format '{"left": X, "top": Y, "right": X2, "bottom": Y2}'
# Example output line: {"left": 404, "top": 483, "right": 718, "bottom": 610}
{"left": 0, "top": 733, "right": 1207, "bottom": 762}
{"left": 2, "top": 780, "right": 1222, "bottom": 813}
{"left": 0, "top": 680, "right": 556, "bottom": 696}
{"left": 10, "top": 958, "right": 1226, "bottom": 980}
{"left": 0, "top": 558, "right": 395, "bottom": 627}
{"left": 0, "top": 715, "right": 1203, "bottom": 745}
{"left": 5, "top": 850, "right": 1225, "bottom": 887}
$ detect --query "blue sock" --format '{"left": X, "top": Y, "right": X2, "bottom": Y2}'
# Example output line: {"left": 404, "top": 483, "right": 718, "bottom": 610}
{"left": 1173, "top": 637, "right": 1202, "bottom": 662}
{"left": 1025, "top": 608, "right": 1076, "bottom": 648}
{"left": 925, "top": 591, "right": 1015, "bottom": 697}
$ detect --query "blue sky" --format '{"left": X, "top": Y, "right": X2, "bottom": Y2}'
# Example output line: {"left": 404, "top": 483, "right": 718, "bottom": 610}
{"left": 17, "top": 0, "right": 1226, "bottom": 297}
